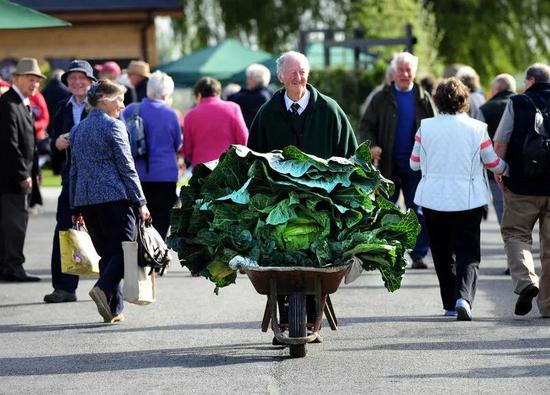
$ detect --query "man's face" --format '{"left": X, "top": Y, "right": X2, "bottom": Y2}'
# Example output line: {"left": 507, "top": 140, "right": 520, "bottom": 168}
{"left": 66, "top": 72, "right": 91, "bottom": 100}
{"left": 128, "top": 73, "right": 144, "bottom": 87}
{"left": 280, "top": 56, "right": 309, "bottom": 100}
{"left": 394, "top": 61, "right": 416, "bottom": 91}
{"left": 13, "top": 74, "right": 41, "bottom": 98}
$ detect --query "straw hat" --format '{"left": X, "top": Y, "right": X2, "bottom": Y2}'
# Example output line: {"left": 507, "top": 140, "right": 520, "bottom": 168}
{"left": 13, "top": 58, "right": 46, "bottom": 79}
{"left": 127, "top": 60, "right": 151, "bottom": 78}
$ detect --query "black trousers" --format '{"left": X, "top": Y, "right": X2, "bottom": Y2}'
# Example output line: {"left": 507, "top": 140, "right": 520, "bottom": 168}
{"left": 423, "top": 207, "right": 483, "bottom": 311}
{"left": 81, "top": 200, "right": 136, "bottom": 315}
{"left": 50, "top": 184, "right": 79, "bottom": 292}
{"left": 141, "top": 182, "right": 177, "bottom": 239}
{"left": 0, "top": 193, "right": 29, "bottom": 273}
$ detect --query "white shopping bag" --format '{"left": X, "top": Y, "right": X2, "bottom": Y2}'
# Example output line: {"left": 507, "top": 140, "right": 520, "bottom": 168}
{"left": 123, "top": 241, "right": 156, "bottom": 305}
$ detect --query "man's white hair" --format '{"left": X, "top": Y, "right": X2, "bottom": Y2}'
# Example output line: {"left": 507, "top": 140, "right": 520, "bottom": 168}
{"left": 390, "top": 52, "right": 418, "bottom": 74}
{"left": 276, "top": 51, "right": 310, "bottom": 80}
{"left": 456, "top": 65, "right": 481, "bottom": 90}
{"left": 146, "top": 70, "right": 175, "bottom": 100}
{"left": 492, "top": 73, "right": 517, "bottom": 93}
{"left": 246, "top": 64, "right": 271, "bottom": 87}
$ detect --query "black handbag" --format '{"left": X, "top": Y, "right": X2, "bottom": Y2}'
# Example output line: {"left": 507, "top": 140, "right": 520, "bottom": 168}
{"left": 137, "top": 218, "right": 171, "bottom": 275}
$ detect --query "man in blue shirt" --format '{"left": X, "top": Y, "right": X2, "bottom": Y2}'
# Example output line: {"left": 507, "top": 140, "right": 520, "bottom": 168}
{"left": 359, "top": 52, "right": 437, "bottom": 269}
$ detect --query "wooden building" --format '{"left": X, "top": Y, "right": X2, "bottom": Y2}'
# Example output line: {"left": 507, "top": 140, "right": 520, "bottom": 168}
{"left": 0, "top": 0, "right": 182, "bottom": 68}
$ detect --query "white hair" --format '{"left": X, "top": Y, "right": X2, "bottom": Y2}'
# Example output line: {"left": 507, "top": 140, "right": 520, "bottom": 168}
{"left": 246, "top": 64, "right": 271, "bottom": 87}
{"left": 385, "top": 64, "right": 395, "bottom": 83}
{"left": 222, "top": 83, "right": 241, "bottom": 99}
{"left": 456, "top": 65, "right": 481, "bottom": 90}
{"left": 492, "top": 73, "right": 517, "bottom": 93}
{"left": 146, "top": 70, "right": 175, "bottom": 100}
{"left": 276, "top": 51, "right": 310, "bottom": 80}
{"left": 390, "top": 52, "right": 418, "bottom": 74}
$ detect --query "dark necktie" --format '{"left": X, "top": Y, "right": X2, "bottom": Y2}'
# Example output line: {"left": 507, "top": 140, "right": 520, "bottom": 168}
{"left": 290, "top": 102, "right": 300, "bottom": 116}
{"left": 26, "top": 104, "right": 33, "bottom": 118}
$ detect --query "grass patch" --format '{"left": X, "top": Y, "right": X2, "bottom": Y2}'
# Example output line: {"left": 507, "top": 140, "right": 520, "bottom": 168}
{"left": 41, "top": 168, "right": 61, "bottom": 187}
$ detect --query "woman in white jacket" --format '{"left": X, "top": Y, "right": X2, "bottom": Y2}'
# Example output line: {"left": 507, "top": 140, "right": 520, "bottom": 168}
{"left": 410, "top": 78, "right": 507, "bottom": 321}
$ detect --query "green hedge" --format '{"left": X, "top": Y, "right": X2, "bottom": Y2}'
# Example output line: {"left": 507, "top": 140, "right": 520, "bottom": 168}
{"left": 308, "top": 63, "right": 386, "bottom": 139}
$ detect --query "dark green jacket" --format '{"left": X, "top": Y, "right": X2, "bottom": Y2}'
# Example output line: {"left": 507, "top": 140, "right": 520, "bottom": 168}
{"left": 248, "top": 84, "right": 357, "bottom": 159}
{"left": 358, "top": 82, "right": 436, "bottom": 177}
{"left": 479, "top": 90, "right": 515, "bottom": 139}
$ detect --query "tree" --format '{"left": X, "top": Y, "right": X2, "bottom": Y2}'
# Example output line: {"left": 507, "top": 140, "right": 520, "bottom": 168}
{"left": 172, "top": 0, "right": 330, "bottom": 53}
{"left": 346, "top": 0, "right": 442, "bottom": 77}
{"left": 172, "top": 0, "right": 441, "bottom": 74}
{"left": 426, "top": 0, "right": 550, "bottom": 83}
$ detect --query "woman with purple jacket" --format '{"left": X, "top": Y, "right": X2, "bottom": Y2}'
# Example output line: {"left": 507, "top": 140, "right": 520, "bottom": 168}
{"left": 122, "top": 71, "right": 182, "bottom": 239}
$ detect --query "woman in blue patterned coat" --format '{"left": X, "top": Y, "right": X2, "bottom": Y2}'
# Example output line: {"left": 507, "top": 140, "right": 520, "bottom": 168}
{"left": 70, "top": 80, "right": 150, "bottom": 323}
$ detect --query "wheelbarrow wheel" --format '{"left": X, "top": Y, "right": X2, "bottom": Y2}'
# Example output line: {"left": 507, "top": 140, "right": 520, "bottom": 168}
{"left": 288, "top": 292, "right": 307, "bottom": 358}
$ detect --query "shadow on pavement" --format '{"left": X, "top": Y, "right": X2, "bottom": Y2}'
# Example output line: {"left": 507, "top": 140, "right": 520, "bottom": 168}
{"left": 339, "top": 336, "right": 550, "bottom": 352}
{"left": 386, "top": 362, "right": 550, "bottom": 379}
{"left": 0, "top": 320, "right": 262, "bottom": 334}
{"left": 0, "top": 343, "right": 282, "bottom": 376}
{"left": 0, "top": 300, "right": 90, "bottom": 309}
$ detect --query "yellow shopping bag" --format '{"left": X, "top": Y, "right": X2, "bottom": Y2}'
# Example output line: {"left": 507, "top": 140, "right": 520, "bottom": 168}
{"left": 59, "top": 227, "right": 100, "bottom": 277}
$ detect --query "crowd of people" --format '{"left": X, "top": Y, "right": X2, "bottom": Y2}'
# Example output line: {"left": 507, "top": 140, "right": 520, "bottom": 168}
{"left": 0, "top": 50, "right": 548, "bottom": 325}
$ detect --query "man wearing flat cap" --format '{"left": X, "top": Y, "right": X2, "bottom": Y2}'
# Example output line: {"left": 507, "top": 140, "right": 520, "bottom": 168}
{"left": 0, "top": 58, "right": 45, "bottom": 282}
{"left": 127, "top": 60, "right": 150, "bottom": 102}
{"left": 44, "top": 59, "right": 96, "bottom": 302}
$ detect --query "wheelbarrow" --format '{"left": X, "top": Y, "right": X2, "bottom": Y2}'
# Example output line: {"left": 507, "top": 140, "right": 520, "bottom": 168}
{"left": 244, "top": 264, "right": 351, "bottom": 358}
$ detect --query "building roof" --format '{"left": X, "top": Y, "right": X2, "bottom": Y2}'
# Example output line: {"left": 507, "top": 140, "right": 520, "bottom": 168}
{"left": 11, "top": 0, "right": 181, "bottom": 12}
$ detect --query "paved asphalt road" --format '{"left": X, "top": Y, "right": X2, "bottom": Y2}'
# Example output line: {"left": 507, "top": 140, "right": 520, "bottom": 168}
{"left": 1, "top": 187, "right": 549, "bottom": 394}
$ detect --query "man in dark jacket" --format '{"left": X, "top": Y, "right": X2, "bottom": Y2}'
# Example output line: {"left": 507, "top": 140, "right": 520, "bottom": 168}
{"left": 480, "top": 74, "right": 516, "bottom": 226}
{"left": 359, "top": 52, "right": 436, "bottom": 269}
{"left": 229, "top": 63, "right": 273, "bottom": 129}
{"left": 0, "top": 58, "right": 45, "bottom": 282}
{"left": 248, "top": 51, "right": 358, "bottom": 342}
{"left": 127, "top": 60, "right": 150, "bottom": 102}
{"left": 494, "top": 63, "right": 550, "bottom": 318}
{"left": 41, "top": 69, "right": 71, "bottom": 174}
{"left": 43, "top": 60, "right": 95, "bottom": 303}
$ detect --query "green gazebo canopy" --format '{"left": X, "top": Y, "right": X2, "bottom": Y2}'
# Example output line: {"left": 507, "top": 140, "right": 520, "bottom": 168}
{"left": 0, "top": 0, "right": 71, "bottom": 29}
{"left": 158, "top": 39, "right": 276, "bottom": 87}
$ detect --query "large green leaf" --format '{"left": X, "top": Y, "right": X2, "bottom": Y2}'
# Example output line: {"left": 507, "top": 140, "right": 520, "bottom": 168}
{"left": 169, "top": 143, "right": 419, "bottom": 293}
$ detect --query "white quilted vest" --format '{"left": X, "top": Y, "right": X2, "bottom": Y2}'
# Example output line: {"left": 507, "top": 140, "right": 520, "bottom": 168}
{"left": 413, "top": 113, "right": 491, "bottom": 212}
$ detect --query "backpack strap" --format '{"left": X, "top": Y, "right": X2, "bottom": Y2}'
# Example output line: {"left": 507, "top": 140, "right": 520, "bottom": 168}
{"left": 523, "top": 95, "right": 549, "bottom": 136}
{"left": 132, "top": 103, "right": 150, "bottom": 173}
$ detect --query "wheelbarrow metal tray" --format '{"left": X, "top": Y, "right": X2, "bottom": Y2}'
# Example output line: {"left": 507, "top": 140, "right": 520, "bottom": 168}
{"left": 245, "top": 265, "right": 350, "bottom": 296}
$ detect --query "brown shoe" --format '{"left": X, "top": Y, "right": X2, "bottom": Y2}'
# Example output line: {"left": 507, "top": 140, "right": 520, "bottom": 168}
{"left": 89, "top": 286, "right": 113, "bottom": 322}
{"left": 105, "top": 314, "right": 125, "bottom": 324}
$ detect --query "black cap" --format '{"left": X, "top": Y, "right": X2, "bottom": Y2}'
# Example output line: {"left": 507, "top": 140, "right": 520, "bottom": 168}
{"left": 61, "top": 59, "right": 97, "bottom": 85}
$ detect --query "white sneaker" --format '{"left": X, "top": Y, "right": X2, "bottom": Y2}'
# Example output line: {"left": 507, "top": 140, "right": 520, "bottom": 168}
{"left": 455, "top": 298, "right": 472, "bottom": 321}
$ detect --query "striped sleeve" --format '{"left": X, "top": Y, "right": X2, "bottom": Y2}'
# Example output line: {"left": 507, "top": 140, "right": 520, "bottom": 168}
{"left": 409, "top": 129, "right": 421, "bottom": 171}
{"left": 480, "top": 130, "right": 507, "bottom": 174}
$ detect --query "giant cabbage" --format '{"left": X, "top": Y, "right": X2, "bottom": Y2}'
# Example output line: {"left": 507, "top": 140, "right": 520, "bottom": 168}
{"left": 168, "top": 143, "right": 420, "bottom": 293}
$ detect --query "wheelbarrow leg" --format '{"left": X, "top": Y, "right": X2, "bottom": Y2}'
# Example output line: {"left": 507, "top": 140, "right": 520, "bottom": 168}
{"left": 261, "top": 297, "right": 270, "bottom": 332}
{"left": 324, "top": 294, "right": 338, "bottom": 330}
